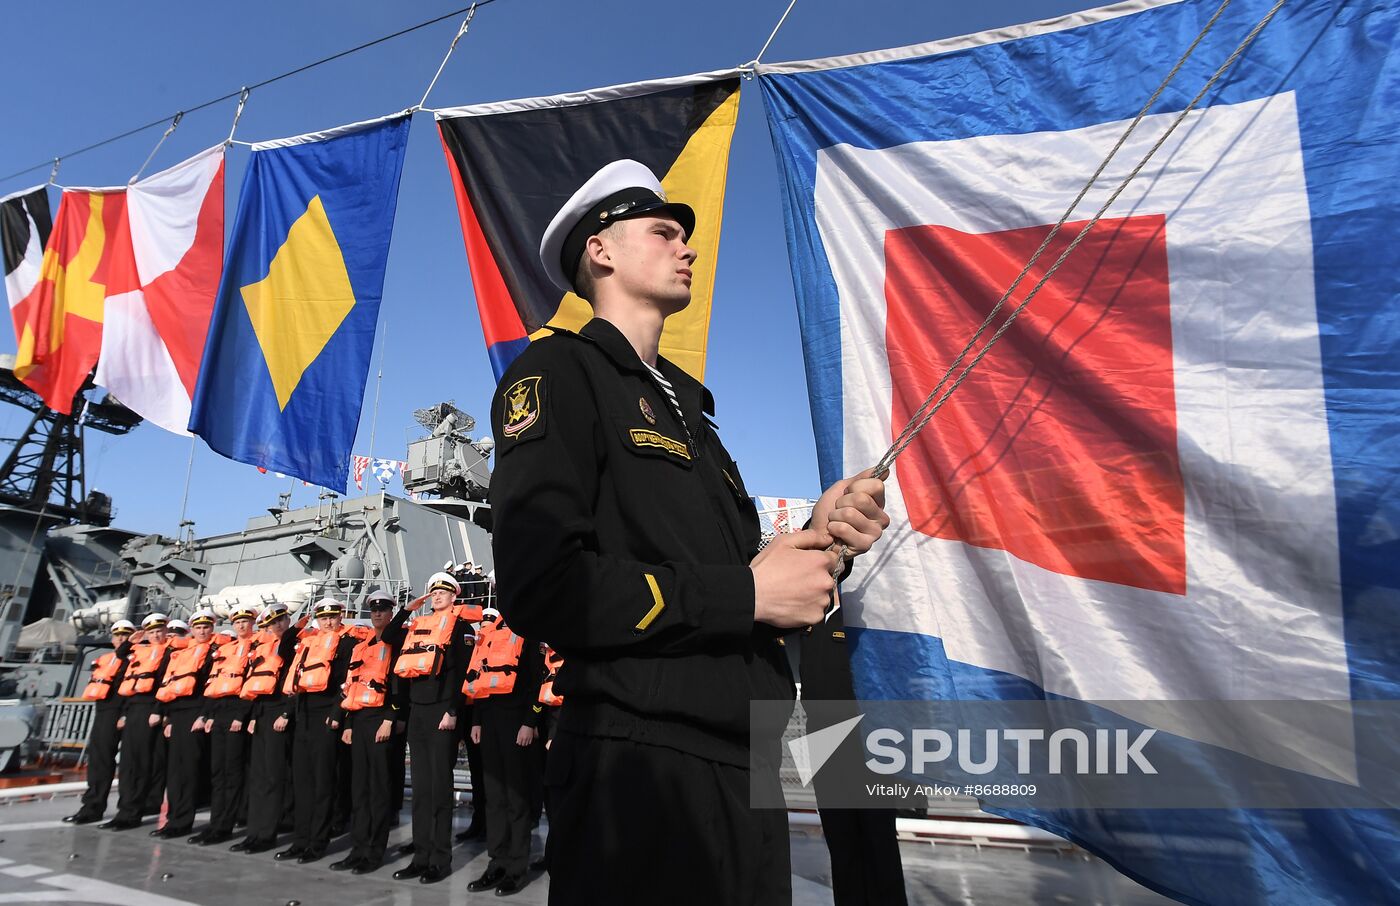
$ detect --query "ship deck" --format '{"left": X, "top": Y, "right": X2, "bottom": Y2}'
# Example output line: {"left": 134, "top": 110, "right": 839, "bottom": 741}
{"left": 0, "top": 791, "right": 1177, "bottom": 905}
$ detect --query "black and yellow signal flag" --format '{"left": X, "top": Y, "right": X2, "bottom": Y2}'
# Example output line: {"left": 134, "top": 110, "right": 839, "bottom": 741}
{"left": 435, "top": 72, "right": 741, "bottom": 381}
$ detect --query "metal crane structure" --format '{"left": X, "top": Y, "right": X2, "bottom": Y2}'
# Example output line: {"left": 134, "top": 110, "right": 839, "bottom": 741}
{"left": 0, "top": 355, "right": 142, "bottom": 525}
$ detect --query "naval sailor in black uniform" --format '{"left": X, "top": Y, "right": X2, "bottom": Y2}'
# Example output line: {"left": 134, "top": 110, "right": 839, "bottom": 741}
{"left": 232, "top": 602, "right": 302, "bottom": 854}
{"left": 489, "top": 159, "right": 889, "bottom": 905}
{"left": 278, "top": 597, "right": 358, "bottom": 864}
{"left": 102, "top": 611, "right": 174, "bottom": 830}
{"left": 329, "top": 589, "right": 410, "bottom": 874}
{"left": 392, "top": 572, "right": 477, "bottom": 885}
{"left": 65, "top": 619, "right": 136, "bottom": 824}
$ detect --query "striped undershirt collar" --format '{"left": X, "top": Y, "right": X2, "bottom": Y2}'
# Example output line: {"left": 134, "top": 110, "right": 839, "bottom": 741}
{"left": 643, "top": 361, "right": 687, "bottom": 429}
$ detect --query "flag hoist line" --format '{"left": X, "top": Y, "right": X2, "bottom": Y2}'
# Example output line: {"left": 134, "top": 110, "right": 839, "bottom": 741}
{"left": 0, "top": 2, "right": 499, "bottom": 184}
{"left": 130, "top": 112, "right": 184, "bottom": 184}
{"left": 790, "top": 0, "right": 1289, "bottom": 617}
{"left": 360, "top": 2, "right": 476, "bottom": 491}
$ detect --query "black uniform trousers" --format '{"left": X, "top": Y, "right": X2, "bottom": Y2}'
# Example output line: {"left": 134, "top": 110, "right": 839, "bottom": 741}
{"left": 478, "top": 705, "right": 538, "bottom": 877}
{"left": 801, "top": 607, "right": 909, "bottom": 906}
{"left": 347, "top": 709, "right": 395, "bottom": 863}
{"left": 333, "top": 732, "right": 352, "bottom": 831}
{"left": 390, "top": 726, "right": 407, "bottom": 816}
{"left": 114, "top": 700, "right": 163, "bottom": 823}
{"left": 79, "top": 705, "right": 121, "bottom": 817}
{"left": 208, "top": 702, "right": 250, "bottom": 835}
{"left": 145, "top": 730, "right": 168, "bottom": 815}
{"left": 544, "top": 731, "right": 791, "bottom": 906}
{"left": 460, "top": 700, "right": 487, "bottom": 824}
{"left": 815, "top": 807, "right": 907, "bottom": 906}
{"left": 407, "top": 701, "right": 458, "bottom": 871}
{"left": 531, "top": 706, "right": 557, "bottom": 824}
{"left": 244, "top": 705, "right": 291, "bottom": 843}
{"left": 163, "top": 705, "right": 207, "bottom": 831}
{"left": 290, "top": 700, "right": 340, "bottom": 852}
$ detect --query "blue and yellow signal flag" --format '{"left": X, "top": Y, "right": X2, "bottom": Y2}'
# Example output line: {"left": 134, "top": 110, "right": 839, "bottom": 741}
{"left": 189, "top": 114, "right": 410, "bottom": 490}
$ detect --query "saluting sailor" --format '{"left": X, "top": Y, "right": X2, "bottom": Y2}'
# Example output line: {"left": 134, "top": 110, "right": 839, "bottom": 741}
{"left": 65, "top": 619, "right": 136, "bottom": 825}
{"left": 488, "top": 160, "right": 890, "bottom": 905}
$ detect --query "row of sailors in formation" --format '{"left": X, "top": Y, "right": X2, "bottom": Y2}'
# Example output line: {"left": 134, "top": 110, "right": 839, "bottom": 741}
{"left": 66, "top": 571, "right": 563, "bottom": 895}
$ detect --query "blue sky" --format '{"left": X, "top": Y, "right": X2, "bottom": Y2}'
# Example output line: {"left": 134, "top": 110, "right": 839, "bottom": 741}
{"left": 0, "top": 0, "right": 1097, "bottom": 537}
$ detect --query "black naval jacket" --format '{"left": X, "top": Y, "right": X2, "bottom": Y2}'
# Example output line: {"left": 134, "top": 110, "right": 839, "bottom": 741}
{"left": 490, "top": 317, "right": 794, "bottom": 767}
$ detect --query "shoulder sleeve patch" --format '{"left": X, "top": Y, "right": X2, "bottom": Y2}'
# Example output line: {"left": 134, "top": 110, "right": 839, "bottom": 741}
{"left": 499, "top": 374, "right": 546, "bottom": 444}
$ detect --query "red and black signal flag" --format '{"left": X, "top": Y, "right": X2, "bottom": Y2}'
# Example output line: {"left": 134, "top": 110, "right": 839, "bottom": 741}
{"left": 435, "top": 72, "right": 741, "bottom": 381}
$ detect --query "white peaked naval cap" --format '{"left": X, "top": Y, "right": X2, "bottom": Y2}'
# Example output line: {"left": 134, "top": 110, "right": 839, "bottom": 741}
{"left": 539, "top": 159, "right": 696, "bottom": 293}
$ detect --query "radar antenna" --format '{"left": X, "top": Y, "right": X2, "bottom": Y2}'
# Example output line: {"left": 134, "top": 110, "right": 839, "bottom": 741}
{"left": 403, "top": 401, "right": 492, "bottom": 502}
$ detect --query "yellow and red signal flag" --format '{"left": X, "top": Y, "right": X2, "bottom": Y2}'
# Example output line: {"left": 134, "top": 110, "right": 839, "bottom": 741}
{"left": 435, "top": 72, "right": 740, "bottom": 382}
{"left": 13, "top": 186, "right": 126, "bottom": 413}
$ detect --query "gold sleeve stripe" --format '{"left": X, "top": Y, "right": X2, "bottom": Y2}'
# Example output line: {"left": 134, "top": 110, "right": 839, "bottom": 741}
{"left": 636, "top": 573, "right": 667, "bottom": 632}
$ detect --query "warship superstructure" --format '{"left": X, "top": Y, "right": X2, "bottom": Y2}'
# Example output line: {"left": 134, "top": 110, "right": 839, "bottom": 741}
{"left": 0, "top": 366, "right": 496, "bottom": 765}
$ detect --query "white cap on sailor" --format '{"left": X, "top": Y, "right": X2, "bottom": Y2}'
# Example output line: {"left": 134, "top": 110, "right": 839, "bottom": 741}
{"left": 142, "top": 612, "right": 169, "bottom": 629}
{"left": 166, "top": 619, "right": 190, "bottom": 634}
{"left": 365, "top": 589, "right": 397, "bottom": 610}
{"left": 539, "top": 159, "right": 696, "bottom": 293}
{"left": 110, "top": 619, "right": 136, "bottom": 635}
{"left": 257, "top": 602, "right": 290, "bottom": 628}
{"left": 189, "top": 608, "right": 217, "bottom": 627}
{"left": 426, "top": 571, "right": 460, "bottom": 595}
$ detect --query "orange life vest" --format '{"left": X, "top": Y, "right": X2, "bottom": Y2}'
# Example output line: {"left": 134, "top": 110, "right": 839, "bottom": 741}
{"left": 240, "top": 631, "right": 287, "bottom": 699}
{"left": 204, "top": 635, "right": 255, "bottom": 698}
{"left": 341, "top": 635, "right": 393, "bottom": 711}
{"left": 282, "top": 626, "right": 348, "bottom": 695}
{"left": 81, "top": 652, "right": 125, "bottom": 701}
{"left": 537, "top": 644, "right": 564, "bottom": 707}
{"left": 118, "top": 640, "right": 170, "bottom": 696}
{"left": 156, "top": 639, "right": 214, "bottom": 702}
{"left": 393, "top": 608, "right": 458, "bottom": 679}
{"left": 212, "top": 632, "right": 233, "bottom": 646}
{"left": 462, "top": 616, "right": 524, "bottom": 699}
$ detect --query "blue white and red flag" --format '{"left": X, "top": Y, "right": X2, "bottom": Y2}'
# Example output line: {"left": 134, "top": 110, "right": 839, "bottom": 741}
{"left": 760, "top": 0, "right": 1399, "bottom": 901}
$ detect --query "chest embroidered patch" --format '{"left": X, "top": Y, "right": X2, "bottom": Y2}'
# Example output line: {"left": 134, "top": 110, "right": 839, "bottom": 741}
{"left": 628, "top": 428, "right": 690, "bottom": 460}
